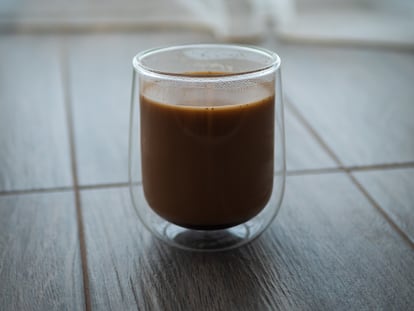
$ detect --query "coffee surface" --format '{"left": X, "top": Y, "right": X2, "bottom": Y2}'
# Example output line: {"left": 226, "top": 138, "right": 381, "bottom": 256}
{"left": 140, "top": 76, "right": 274, "bottom": 229}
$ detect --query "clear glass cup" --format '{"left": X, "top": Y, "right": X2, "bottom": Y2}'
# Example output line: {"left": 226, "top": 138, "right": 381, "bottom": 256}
{"left": 129, "top": 44, "right": 285, "bottom": 252}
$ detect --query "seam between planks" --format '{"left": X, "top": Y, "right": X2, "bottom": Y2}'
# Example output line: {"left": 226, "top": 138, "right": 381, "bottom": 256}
{"left": 0, "top": 186, "right": 73, "bottom": 196}
{"left": 60, "top": 38, "right": 92, "bottom": 311}
{"left": 285, "top": 96, "right": 414, "bottom": 249}
{"left": 1, "top": 164, "right": 414, "bottom": 196}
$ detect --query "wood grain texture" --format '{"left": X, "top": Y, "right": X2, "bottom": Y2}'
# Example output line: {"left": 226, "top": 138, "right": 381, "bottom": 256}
{"left": 66, "top": 32, "right": 214, "bottom": 186}
{"left": 81, "top": 174, "right": 414, "bottom": 311}
{"left": 284, "top": 104, "right": 337, "bottom": 171}
{"left": 354, "top": 168, "right": 414, "bottom": 242}
{"left": 0, "top": 191, "right": 84, "bottom": 311}
{"left": 0, "top": 35, "right": 72, "bottom": 191}
{"left": 278, "top": 43, "right": 414, "bottom": 166}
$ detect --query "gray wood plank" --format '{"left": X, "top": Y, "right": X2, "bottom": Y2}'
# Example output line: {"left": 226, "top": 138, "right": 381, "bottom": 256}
{"left": 0, "top": 191, "right": 84, "bottom": 311}
{"left": 278, "top": 44, "right": 414, "bottom": 166}
{"left": 354, "top": 168, "right": 414, "bottom": 242}
{"left": 284, "top": 104, "right": 337, "bottom": 171}
{"left": 0, "top": 35, "right": 72, "bottom": 191}
{"left": 81, "top": 174, "right": 414, "bottom": 311}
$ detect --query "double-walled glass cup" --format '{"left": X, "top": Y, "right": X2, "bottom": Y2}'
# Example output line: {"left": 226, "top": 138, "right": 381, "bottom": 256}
{"left": 129, "top": 44, "right": 285, "bottom": 251}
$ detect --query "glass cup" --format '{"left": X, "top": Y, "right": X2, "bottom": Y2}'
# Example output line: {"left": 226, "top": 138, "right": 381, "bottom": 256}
{"left": 129, "top": 44, "right": 285, "bottom": 251}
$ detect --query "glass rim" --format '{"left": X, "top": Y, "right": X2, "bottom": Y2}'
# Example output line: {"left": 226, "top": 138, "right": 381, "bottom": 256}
{"left": 132, "top": 44, "right": 281, "bottom": 82}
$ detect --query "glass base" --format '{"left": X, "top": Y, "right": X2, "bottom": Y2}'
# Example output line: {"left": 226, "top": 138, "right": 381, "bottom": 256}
{"left": 129, "top": 183, "right": 283, "bottom": 252}
{"left": 162, "top": 222, "right": 251, "bottom": 251}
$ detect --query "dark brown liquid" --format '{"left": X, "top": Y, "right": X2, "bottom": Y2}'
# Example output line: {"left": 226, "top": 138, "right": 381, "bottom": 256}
{"left": 140, "top": 76, "right": 274, "bottom": 230}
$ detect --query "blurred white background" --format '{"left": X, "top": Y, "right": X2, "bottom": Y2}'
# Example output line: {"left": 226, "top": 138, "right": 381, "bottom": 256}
{"left": 0, "top": 0, "right": 413, "bottom": 48}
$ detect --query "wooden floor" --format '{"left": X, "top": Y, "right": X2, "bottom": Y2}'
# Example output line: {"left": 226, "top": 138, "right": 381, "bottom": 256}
{"left": 1, "top": 29, "right": 414, "bottom": 310}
